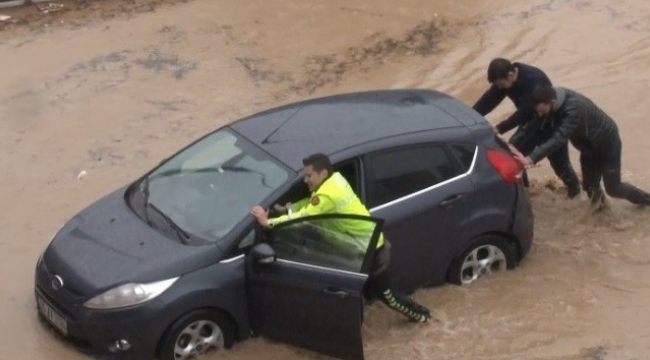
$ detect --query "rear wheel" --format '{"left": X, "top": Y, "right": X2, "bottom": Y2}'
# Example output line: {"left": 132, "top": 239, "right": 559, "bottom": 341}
{"left": 448, "top": 235, "right": 517, "bottom": 285}
{"left": 159, "top": 309, "right": 235, "bottom": 360}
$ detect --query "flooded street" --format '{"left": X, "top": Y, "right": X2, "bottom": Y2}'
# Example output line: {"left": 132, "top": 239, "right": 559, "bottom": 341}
{"left": 2, "top": 0, "right": 650, "bottom": 359}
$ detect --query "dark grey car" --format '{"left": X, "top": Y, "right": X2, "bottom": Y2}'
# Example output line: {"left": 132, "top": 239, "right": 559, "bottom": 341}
{"left": 34, "top": 89, "right": 534, "bottom": 360}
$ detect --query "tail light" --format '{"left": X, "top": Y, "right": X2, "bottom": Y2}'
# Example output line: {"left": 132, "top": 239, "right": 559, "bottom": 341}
{"left": 486, "top": 148, "right": 523, "bottom": 184}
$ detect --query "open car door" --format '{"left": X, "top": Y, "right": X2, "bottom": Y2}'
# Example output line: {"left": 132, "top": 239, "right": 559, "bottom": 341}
{"left": 246, "top": 214, "right": 384, "bottom": 360}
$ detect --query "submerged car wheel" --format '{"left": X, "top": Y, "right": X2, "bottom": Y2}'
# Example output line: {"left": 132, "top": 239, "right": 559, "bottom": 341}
{"left": 448, "top": 235, "right": 517, "bottom": 285}
{"left": 159, "top": 309, "right": 235, "bottom": 360}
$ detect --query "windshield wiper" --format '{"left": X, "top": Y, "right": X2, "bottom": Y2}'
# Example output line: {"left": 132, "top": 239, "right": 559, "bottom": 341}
{"left": 146, "top": 202, "right": 190, "bottom": 244}
{"left": 139, "top": 177, "right": 155, "bottom": 227}
{"left": 220, "top": 165, "right": 273, "bottom": 189}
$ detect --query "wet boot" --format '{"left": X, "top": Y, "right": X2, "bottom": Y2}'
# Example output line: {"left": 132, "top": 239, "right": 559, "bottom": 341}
{"left": 395, "top": 292, "right": 433, "bottom": 322}
{"left": 559, "top": 171, "right": 581, "bottom": 199}
{"left": 637, "top": 193, "right": 650, "bottom": 208}
{"left": 547, "top": 144, "right": 581, "bottom": 199}
{"left": 381, "top": 289, "right": 431, "bottom": 323}
{"left": 567, "top": 182, "right": 581, "bottom": 199}
{"left": 588, "top": 187, "right": 609, "bottom": 212}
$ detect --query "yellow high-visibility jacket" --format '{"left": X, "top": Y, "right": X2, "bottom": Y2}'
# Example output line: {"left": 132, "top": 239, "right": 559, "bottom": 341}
{"left": 267, "top": 172, "right": 384, "bottom": 249}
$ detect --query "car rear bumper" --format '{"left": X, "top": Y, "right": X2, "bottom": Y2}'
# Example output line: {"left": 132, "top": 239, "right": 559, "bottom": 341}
{"left": 511, "top": 182, "right": 534, "bottom": 260}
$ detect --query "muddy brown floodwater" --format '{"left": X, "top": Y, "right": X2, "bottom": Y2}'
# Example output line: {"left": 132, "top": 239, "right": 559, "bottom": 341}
{"left": 2, "top": 0, "right": 650, "bottom": 359}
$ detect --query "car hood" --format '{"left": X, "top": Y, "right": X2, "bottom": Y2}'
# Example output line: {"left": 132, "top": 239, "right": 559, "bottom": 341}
{"left": 42, "top": 186, "right": 223, "bottom": 296}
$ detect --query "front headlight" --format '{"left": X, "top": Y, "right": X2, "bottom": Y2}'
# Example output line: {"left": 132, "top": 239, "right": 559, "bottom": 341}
{"left": 83, "top": 277, "right": 179, "bottom": 310}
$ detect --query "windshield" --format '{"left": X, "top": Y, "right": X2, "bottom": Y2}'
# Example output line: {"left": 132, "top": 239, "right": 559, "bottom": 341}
{"left": 132, "top": 128, "right": 291, "bottom": 242}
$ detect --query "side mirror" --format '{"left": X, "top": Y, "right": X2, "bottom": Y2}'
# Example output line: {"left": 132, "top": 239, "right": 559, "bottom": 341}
{"left": 251, "top": 243, "right": 276, "bottom": 265}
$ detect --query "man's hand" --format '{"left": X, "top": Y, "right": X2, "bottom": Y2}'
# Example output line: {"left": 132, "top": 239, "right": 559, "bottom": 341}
{"left": 251, "top": 205, "right": 269, "bottom": 227}
{"left": 507, "top": 143, "right": 524, "bottom": 158}
{"left": 506, "top": 142, "right": 534, "bottom": 166}
{"left": 513, "top": 153, "right": 534, "bottom": 167}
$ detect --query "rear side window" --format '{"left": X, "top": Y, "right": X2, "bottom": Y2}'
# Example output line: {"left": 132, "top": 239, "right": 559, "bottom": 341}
{"left": 448, "top": 143, "right": 476, "bottom": 172}
{"left": 367, "top": 145, "right": 463, "bottom": 207}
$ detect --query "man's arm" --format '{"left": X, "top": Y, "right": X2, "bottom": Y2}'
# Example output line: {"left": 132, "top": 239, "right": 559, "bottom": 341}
{"left": 472, "top": 85, "right": 507, "bottom": 117}
{"left": 528, "top": 108, "right": 582, "bottom": 164}
{"left": 257, "top": 195, "right": 336, "bottom": 228}
{"left": 508, "top": 112, "right": 542, "bottom": 147}
{"left": 287, "top": 198, "right": 310, "bottom": 213}
{"left": 495, "top": 105, "right": 534, "bottom": 134}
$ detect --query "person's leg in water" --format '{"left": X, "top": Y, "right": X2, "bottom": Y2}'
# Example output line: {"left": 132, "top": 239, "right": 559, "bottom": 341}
{"left": 367, "top": 270, "right": 431, "bottom": 322}
{"left": 547, "top": 143, "right": 581, "bottom": 198}
{"left": 367, "top": 243, "right": 431, "bottom": 323}
{"left": 579, "top": 146, "right": 607, "bottom": 211}
{"left": 599, "top": 137, "right": 650, "bottom": 206}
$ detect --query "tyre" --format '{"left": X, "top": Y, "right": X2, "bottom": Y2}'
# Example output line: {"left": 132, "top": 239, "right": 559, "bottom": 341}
{"left": 158, "top": 309, "right": 236, "bottom": 360}
{"left": 448, "top": 235, "right": 517, "bottom": 286}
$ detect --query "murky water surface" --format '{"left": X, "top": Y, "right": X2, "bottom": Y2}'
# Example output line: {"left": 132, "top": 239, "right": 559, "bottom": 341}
{"left": 2, "top": 0, "right": 650, "bottom": 359}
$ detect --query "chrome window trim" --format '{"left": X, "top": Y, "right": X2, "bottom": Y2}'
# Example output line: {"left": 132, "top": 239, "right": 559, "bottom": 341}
{"left": 370, "top": 145, "right": 478, "bottom": 212}
{"left": 219, "top": 253, "right": 369, "bottom": 278}
{"left": 466, "top": 144, "right": 479, "bottom": 174}
{"left": 219, "top": 254, "right": 244, "bottom": 264}
{"left": 276, "top": 258, "right": 368, "bottom": 278}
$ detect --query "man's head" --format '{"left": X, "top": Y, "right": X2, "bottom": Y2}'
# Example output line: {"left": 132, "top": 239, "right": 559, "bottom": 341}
{"left": 487, "top": 58, "right": 518, "bottom": 89}
{"left": 302, "top": 153, "right": 333, "bottom": 191}
{"left": 532, "top": 84, "right": 557, "bottom": 119}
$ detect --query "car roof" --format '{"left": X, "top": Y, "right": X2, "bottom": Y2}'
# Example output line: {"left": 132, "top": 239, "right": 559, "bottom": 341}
{"left": 230, "top": 89, "right": 482, "bottom": 170}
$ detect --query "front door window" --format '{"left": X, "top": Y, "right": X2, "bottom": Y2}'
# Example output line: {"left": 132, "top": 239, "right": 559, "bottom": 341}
{"left": 270, "top": 214, "right": 381, "bottom": 274}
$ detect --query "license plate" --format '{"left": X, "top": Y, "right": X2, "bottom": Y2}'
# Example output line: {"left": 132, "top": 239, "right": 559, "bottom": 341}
{"left": 37, "top": 294, "right": 68, "bottom": 336}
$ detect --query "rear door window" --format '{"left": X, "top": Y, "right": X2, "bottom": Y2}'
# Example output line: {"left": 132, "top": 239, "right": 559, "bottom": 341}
{"left": 366, "top": 144, "right": 463, "bottom": 207}
{"left": 448, "top": 143, "right": 477, "bottom": 173}
{"left": 271, "top": 215, "right": 381, "bottom": 273}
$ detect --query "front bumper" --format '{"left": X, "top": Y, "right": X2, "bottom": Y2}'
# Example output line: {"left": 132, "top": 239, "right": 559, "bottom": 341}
{"left": 34, "top": 259, "right": 168, "bottom": 360}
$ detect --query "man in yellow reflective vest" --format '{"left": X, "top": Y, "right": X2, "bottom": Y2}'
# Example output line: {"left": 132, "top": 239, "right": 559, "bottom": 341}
{"left": 251, "top": 153, "right": 432, "bottom": 323}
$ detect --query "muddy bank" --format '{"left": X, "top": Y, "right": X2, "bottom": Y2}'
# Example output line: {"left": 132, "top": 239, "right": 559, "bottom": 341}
{"left": 0, "top": 0, "right": 192, "bottom": 33}
{"left": 2, "top": 0, "right": 650, "bottom": 359}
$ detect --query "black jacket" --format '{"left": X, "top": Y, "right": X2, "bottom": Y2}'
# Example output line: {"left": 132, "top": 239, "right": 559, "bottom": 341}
{"left": 473, "top": 63, "right": 552, "bottom": 134}
{"left": 513, "top": 87, "right": 620, "bottom": 164}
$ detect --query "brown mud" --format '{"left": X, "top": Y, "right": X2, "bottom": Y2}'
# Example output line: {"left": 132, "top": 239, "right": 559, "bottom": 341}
{"left": 2, "top": 0, "right": 650, "bottom": 359}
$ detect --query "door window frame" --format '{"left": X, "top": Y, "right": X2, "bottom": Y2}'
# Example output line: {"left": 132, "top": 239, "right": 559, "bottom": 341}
{"left": 219, "top": 225, "right": 259, "bottom": 262}
{"left": 363, "top": 142, "right": 467, "bottom": 209}
{"left": 267, "top": 213, "right": 384, "bottom": 275}
{"left": 446, "top": 141, "right": 479, "bottom": 174}
{"left": 264, "top": 157, "right": 366, "bottom": 215}
{"left": 218, "top": 157, "right": 370, "bottom": 263}
{"left": 332, "top": 157, "right": 366, "bottom": 201}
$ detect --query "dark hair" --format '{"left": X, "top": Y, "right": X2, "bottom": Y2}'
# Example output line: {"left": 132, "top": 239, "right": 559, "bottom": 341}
{"left": 532, "top": 84, "right": 556, "bottom": 106}
{"left": 302, "top": 153, "right": 333, "bottom": 174}
{"left": 487, "top": 58, "right": 514, "bottom": 83}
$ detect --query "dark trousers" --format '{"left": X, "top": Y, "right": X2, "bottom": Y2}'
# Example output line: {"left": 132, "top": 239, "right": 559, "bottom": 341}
{"left": 511, "top": 124, "right": 580, "bottom": 191}
{"left": 366, "top": 244, "right": 430, "bottom": 322}
{"left": 579, "top": 137, "right": 650, "bottom": 205}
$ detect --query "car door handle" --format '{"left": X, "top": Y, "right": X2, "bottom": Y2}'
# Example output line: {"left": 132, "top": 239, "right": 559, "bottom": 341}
{"left": 440, "top": 194, "right": 465, "bottom": 207}
{"left": 322, "top": 287, "right": 349, "bottom": 299}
